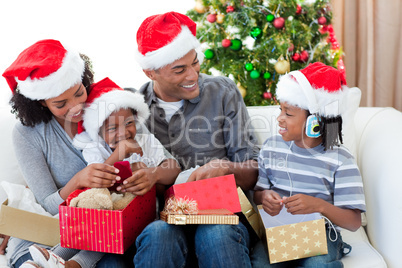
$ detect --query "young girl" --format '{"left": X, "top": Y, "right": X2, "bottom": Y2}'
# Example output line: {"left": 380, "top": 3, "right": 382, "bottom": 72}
{"left": 21, "top": 78, "right": 181, "bottom": 268}
{"left": 3, "top": 39, "right": 127, "bottom": 268}
{"left": 252, "top": 62, "right": 366, "bottom": 267}
{"left": 73, "top": 77, "right": 181, "bottom": 194}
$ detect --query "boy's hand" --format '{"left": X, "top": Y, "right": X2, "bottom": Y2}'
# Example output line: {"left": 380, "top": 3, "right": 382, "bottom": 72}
{"left": 261, "top": 190, "right": 283, "bottom": 216}
{"left": 115, "top": 139, "right": 143, "bottom": 160}
{"left": 283, "top": 194, "right": 321, "bottom": 215}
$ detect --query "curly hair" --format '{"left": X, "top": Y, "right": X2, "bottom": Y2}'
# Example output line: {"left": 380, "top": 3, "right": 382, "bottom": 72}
{"left": 9, "top": 53, "right": 94, "bottom": 127}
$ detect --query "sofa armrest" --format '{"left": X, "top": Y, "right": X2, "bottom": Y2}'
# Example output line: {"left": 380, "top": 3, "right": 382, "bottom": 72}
{"left": 354, "top": 107, "right": 402, "bottom": 268}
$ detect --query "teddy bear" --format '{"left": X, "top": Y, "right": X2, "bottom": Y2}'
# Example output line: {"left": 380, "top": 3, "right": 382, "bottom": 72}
{"left": 69, "top": 188, "right": 136, "bottom": 210}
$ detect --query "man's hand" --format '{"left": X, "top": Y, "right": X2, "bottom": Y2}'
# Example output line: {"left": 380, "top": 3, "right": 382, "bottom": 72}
{"left": 186, "top": 159, "right": 231, "bottom": 182}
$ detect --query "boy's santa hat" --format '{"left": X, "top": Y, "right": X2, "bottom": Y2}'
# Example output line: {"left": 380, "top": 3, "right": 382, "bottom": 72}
{"left": 135, "top": 11, "right": 203, "bottom": 70}
{"left": 276, "top": 62, "right": 349, "bottom": 117}
{"left": 2, "top": 39, "right": 84, "bottom": 100}
{"left": 80, "top": 77, "right": 150, "bottom": 142}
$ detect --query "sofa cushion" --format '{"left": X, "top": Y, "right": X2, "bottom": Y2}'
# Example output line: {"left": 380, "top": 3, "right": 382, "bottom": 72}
{"left": 0, "top": 106, "right": 26, "bottom": 203}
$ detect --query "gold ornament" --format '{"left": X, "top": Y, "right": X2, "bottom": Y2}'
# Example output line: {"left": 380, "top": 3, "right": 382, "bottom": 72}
{"left": 216, "top": 14, "right": 225, "bottom": 24}
{"left": 237, "top": 82, "right": 247, "bottom": 98}
{"left": 274, "top": 55, "right": 290, "bottom": 74}
{"left": 194, "top": 1, "right": 206, "bottom": 14}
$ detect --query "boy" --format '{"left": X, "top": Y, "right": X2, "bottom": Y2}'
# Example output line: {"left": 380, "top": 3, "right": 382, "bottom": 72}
{"left": 253, "top": 62, "right": 366, "bottom": 267}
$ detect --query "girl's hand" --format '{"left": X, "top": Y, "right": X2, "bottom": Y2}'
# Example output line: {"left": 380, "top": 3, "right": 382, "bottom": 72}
{"left": 117, "top": 167, "right": 156, "bottom": 196}
{"left": 282, "top": 194, "right": 322, "bottom": 215}
{"left": 76, "top": 163, "right": 120, "bottom": 188}
{"left": 261, "top": 190, "right": 283, "bottom": 216}
{"left": 115, "top": 139, "right": 143, "bottom": 160}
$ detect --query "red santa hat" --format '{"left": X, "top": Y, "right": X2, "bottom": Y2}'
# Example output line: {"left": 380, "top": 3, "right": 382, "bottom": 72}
{"left": 275, "top": 62, "right": 349, "bottom": 117}
{"left": 81, "top": 77, "right": 150, "bottom": 142}
{"left": 135, "top": 11, "right": 203, "bottom": 70}
{"left": 2, "top": 39, "right": 85, "bottom": 100}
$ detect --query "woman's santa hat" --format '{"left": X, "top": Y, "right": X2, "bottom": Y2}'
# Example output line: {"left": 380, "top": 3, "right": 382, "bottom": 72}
{"left": 276, "top": 62, "right": 349, "bottom": 117}
{"left": 135, "top": 11, "right": 203, "bottom": 70}
{"left": 80, "top": 77, "right": 150, "bottom": 142}
{"left": 2, "top": 39, "right": 84, "bottom": 100}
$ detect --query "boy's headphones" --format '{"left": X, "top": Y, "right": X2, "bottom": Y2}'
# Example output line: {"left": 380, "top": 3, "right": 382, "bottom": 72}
{"left": 288, "top": 71, "right": 321, "bottom": 138}
{"left": 305, "top": 114, "right": 321, "bottom": 137}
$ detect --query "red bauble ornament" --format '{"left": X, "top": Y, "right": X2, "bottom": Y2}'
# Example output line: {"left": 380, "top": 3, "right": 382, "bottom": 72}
{"left": 207, "top": 14, "right": 217, "bottom": 23}
{"left": 288, "top": 43, "right": 294, "bottom": 52}
{"left": 222, "top": 39, "right": 232, "bottom": 48}
{"left": 263, "top": 92, "right": 272, "bottom": 99}
{"left": 226, "top": 5, "right": 235, "bottom": 13}
{"left": 296, "top": 4, "right": 302, "bottom": 15}
{"left": 300, "top": 50, "right": 309, "bottom": 62}
{"left": 318, "top": 16, "right": 327, "bottom": 25}
{"left": 273, "top": 17, "right": 285, "bottom": 29}
{"left": 292, "top": 53, "right": 300, "bottom": 62}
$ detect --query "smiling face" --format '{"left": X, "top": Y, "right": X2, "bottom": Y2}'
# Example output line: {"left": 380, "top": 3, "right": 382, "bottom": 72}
{"left": 99, "top": 108, "right": 137, "bottom": 149}
{"left": 277, "top": 102, "right": 322, "bottom": 148}
{"left": 41, "top": 83, "right": 87, "bottom": 127}
{"left": 143, "top": 49, "right": 200, "bottom": 102}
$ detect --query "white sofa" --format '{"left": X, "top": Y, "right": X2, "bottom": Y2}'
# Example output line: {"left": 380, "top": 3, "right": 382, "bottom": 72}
{"left": 0, "top": 101, "right": 401, "bottom": 267}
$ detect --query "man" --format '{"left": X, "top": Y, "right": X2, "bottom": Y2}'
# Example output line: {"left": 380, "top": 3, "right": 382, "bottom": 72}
{"left": 133, "top": 11, "right": 259, "bottom": 267}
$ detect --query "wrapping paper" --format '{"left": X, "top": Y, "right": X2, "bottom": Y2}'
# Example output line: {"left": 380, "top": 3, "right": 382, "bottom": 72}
{"left": 258, "top": 205, "right": 328, "bottom": 264}
{"left": 59, "top": 186, "right": 156, "bottom": 254}
{"left": 165, "top": 174, "right": 241, "bottom": 213}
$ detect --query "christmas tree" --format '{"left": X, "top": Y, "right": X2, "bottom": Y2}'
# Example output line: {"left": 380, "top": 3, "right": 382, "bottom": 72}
{"left": 187, "top": 0, "right": 344, "bottom": 106}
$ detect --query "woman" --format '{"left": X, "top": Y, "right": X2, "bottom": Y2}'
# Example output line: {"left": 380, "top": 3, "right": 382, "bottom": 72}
{"left": 2, "top": 39, "right": 130, "bottom": 268}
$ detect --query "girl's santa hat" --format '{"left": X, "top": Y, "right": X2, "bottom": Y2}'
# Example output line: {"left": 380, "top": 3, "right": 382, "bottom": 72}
{"left": 2, "top": 39, "right": 84, "bottom": 100}
{"left": 276, "top": 62, "right": 349, "bottom": 117}
{"left": 135, "top": 11, "right": 203, "bottom": 70}
{"left": 81, "top": 77, "right": 150, "bottom": 142}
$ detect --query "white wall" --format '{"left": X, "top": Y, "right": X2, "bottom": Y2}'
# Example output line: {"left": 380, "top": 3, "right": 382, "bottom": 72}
{"left": 0, "top": 0, "right": 195, "bottom": 106}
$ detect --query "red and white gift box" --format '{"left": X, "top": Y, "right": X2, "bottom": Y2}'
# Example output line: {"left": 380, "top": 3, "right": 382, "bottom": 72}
{"left": 165, "top": 174, "right": 241, "bottom": 213}
{"left": 59, "top": 186, "right": 156, "bottom": 254}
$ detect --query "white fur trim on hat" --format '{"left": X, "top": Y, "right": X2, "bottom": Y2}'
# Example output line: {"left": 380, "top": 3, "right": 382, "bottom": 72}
{"left": 16, "top": 48, "right": 85, "bottom": 100}
{"left": 276, "top": 72, "right": 350, "bottom": 117}
{"left": 83, "top": 90, "right": 150, "bottom": 142}
{"left": 135, "top": 26, "right": 202, "bottom": 70}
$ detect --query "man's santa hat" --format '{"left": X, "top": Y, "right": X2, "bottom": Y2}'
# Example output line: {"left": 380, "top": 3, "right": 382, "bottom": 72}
{"left": 276, "top": 62, "right": 349, "bottom": 117}
{"left": 80, "top": 77, "right": 150, "bottom": 142}
{"left": 2, "top": 39, "right": 84, "bottom": 100}
{"left": 135, "top": 11, "right": 203, "bottom": 70}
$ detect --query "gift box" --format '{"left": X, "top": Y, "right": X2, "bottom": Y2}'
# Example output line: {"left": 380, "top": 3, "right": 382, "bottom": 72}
{"left": 160, "top": 208, "right": 239, "bottom": 225}
{"left": 258, "top": 205, "right": 328, "bottom": 264}
{"left": 59, "top": 186, "right": 156, "bottom": 254}
{"left": 165, "top": 174, "right": 241, "bottom": 213}
{"left": 237, "top": 187, "right": 264, "bottom": 240}
{"left": 0, "top": 200, "right": 59, "bottom": 246}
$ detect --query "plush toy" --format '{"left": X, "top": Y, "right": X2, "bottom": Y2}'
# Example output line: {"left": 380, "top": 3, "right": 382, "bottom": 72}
{"left": 69, "top": 188, "right": 136, "bottom": 210}
{"left": 67, "top": 161, "right": 136, "bottom": 210}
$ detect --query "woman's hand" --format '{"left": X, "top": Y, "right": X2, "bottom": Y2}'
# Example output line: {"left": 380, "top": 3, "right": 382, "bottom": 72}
{"left": 60, "top": 163, "right": 120, "bottom": 200}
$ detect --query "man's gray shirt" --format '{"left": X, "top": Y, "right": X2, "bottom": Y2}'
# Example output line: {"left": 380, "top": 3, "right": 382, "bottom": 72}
{"left": 139, "top": 73, "right": 259, "bottom": 170}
